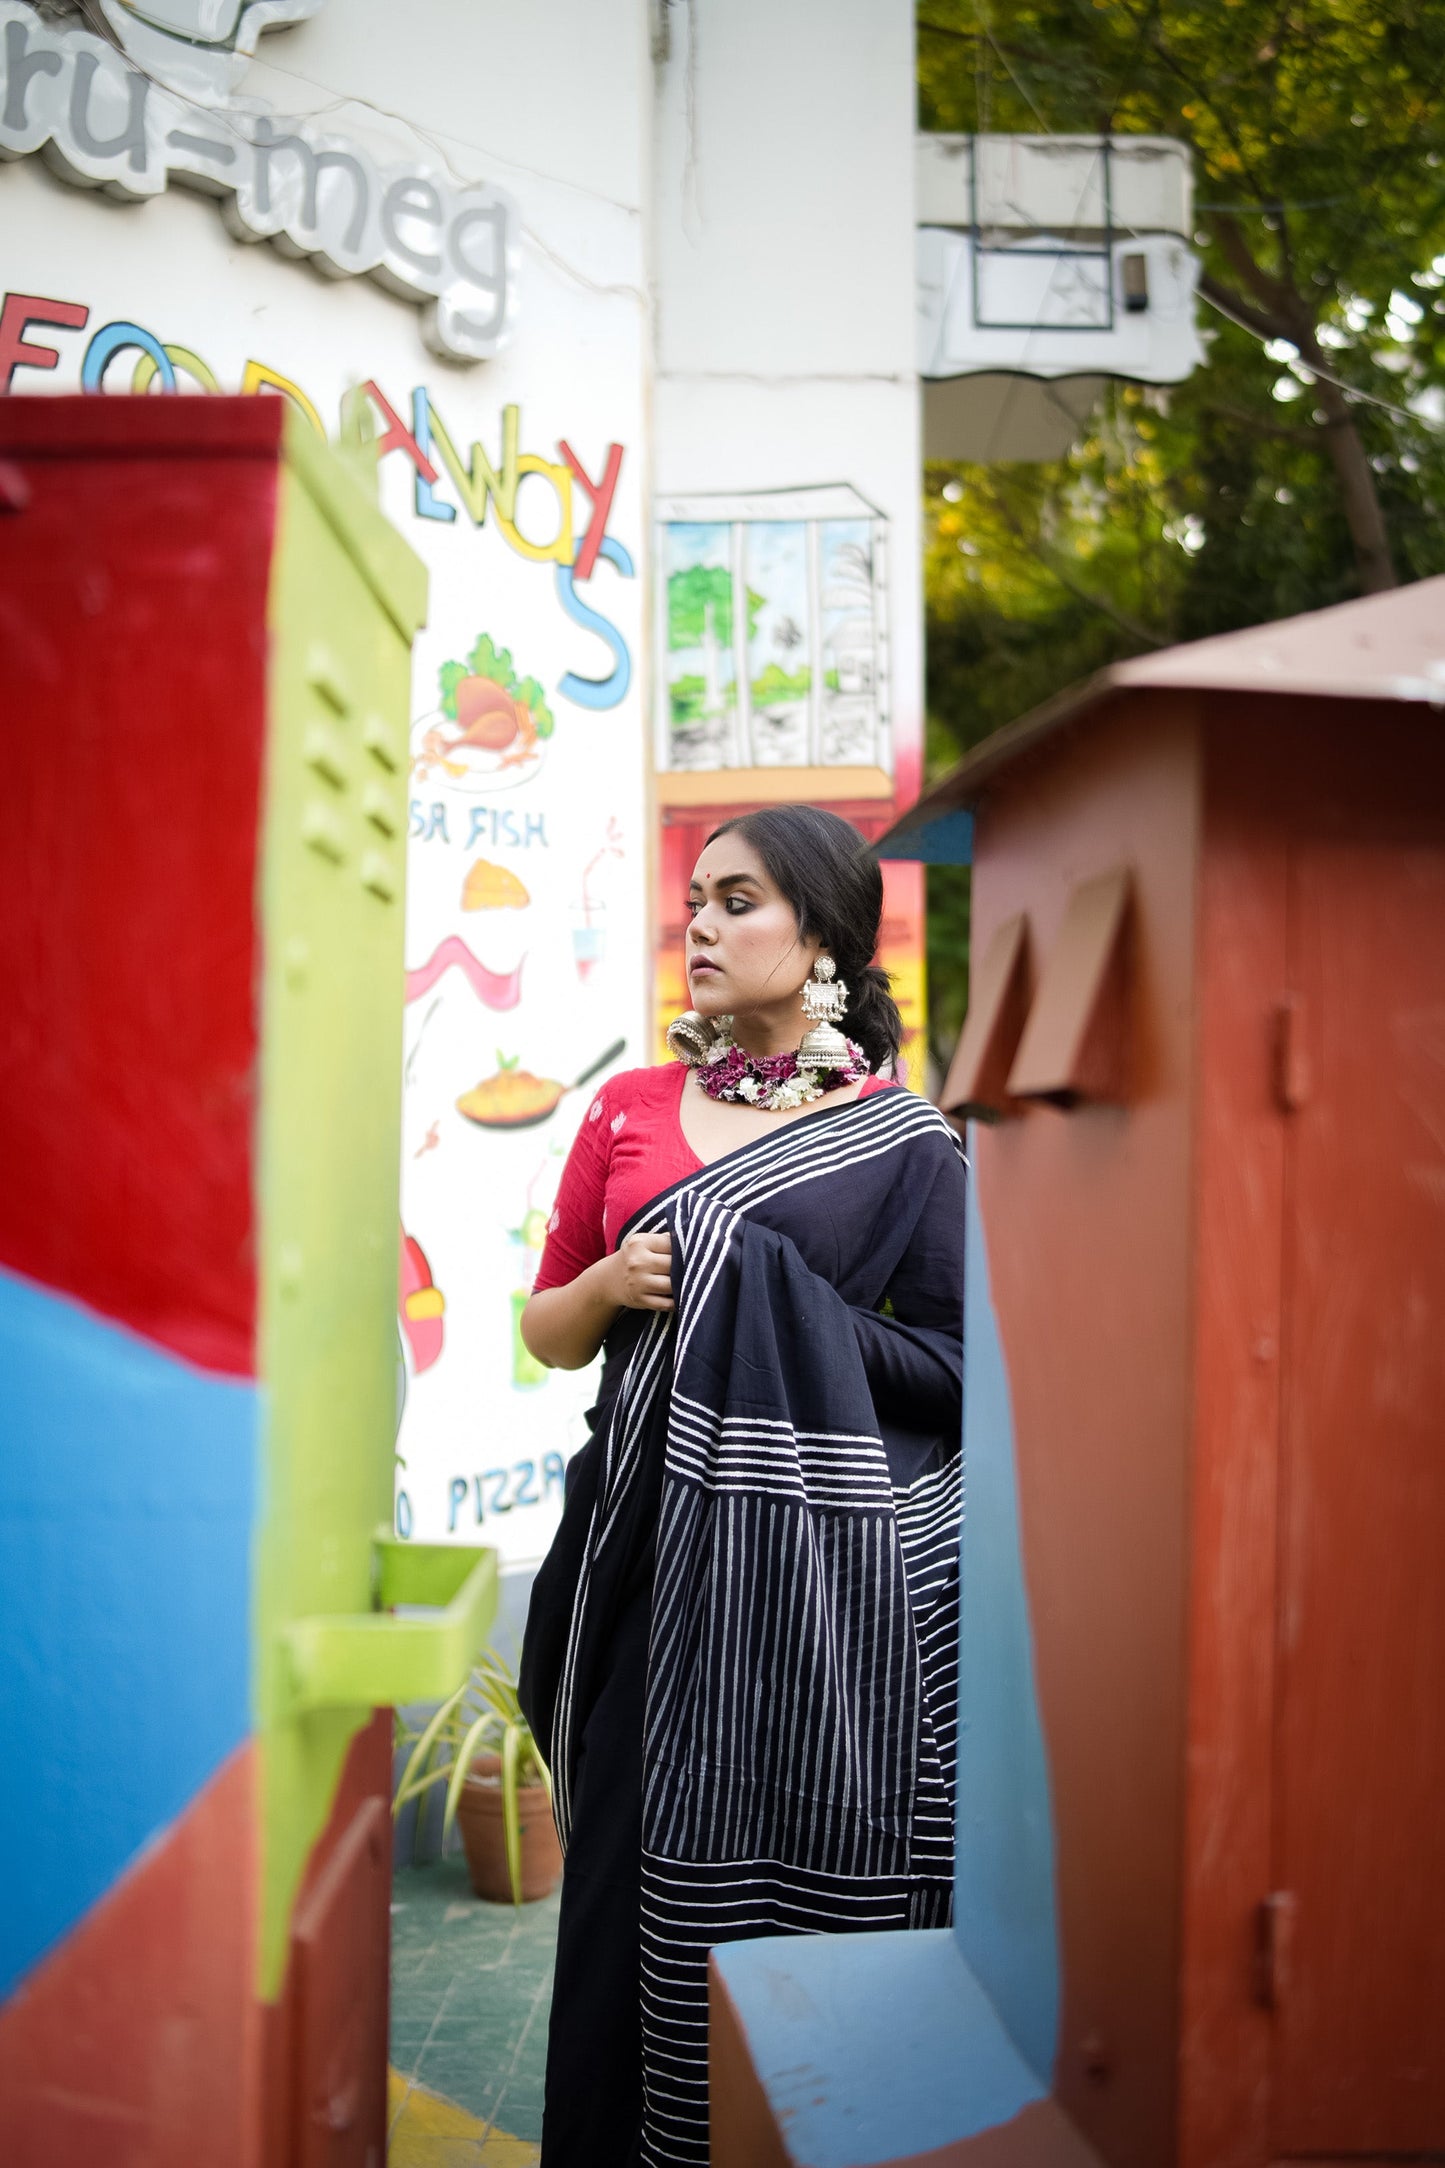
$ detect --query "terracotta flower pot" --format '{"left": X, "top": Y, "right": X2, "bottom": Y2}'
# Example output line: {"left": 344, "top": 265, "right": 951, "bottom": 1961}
{"left": 454, "top": 1752, "right": 563, "bottom": 1904}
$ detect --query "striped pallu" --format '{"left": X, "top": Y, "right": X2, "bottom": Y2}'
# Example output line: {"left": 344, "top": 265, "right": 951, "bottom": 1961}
{"left": 540, "top": 1089, "right": 966, "bottom": 2166}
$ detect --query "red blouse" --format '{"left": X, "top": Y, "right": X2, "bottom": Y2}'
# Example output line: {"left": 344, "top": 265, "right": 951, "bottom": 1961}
{"left": 533, "top": 1062, "right": 894, "bottom": 1293}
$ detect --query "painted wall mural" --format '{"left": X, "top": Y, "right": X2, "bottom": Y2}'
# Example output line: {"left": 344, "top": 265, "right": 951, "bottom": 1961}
{"left": 2, "top": 177, "right": 925, "bottom": 1566}
{"left": 0, "top": 146, "right": 648, "bottom": 1567}
{"left": 651, "top": 487, "right": 925, "bottom": 1077}
{"left": 655, "top": 486, "right": 890, "bottom": 783}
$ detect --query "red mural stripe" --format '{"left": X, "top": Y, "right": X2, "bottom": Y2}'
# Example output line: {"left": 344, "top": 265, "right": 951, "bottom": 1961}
{"left": 0, "top": 1743, "right": 257, "bottom": 2168}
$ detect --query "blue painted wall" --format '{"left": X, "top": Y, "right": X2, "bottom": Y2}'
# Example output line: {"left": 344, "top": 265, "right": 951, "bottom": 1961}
{"left": 875, "top": 808, "right": 975, "bottom": 865}
{"left": 715, "top": 1927, "right": 1044, "bottom": 2168}
{"left": 0, "top": 1267, "right": 257, "bottom": 1996}
{"left": 953, "top": 1150, "right": 1061, "bottom": 2080}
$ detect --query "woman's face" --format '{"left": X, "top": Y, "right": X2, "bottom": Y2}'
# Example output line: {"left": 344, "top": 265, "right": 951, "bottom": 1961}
{"left": 685, "top": 834, "right": 820, "bottom": 1020}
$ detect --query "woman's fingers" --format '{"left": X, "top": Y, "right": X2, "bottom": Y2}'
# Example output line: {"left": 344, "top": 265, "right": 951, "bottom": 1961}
{"left": 614, "top": 1229, "right": 675, "bottom": 1310}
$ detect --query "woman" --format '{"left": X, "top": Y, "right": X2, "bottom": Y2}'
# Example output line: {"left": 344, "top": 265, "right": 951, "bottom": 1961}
{"left": 519, "top": 805, "right": 966, "bottom": 2168}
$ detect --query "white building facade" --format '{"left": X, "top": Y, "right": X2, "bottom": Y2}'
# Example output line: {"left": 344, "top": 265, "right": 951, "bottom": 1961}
{"left": 0, "top": 0, "right": 1197, "bottom": 1568}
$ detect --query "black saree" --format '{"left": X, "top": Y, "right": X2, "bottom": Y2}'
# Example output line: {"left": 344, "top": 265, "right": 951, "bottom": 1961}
{"left": 520, "top": 1087, "right": 967, "bottom": 2168}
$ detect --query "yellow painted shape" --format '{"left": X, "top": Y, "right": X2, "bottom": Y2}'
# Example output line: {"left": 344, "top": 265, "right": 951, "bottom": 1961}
{"left": 493, "top": 455, "right": 573, "bottom": 564}
{"left": 878, "top": 860, "right": 928, "bottom": 1091}
{"left": 130, "top": 343, "right": 221, "bottom": 393}
{"left": 429, "top": 398, "right": 520, "bottom": 525}
{"left": 388, "top": 2068, "right": 541, "bottom": 2166}
{"left": 254, "top": 416, "right": 427, "bottom": 1997}
{"left": 654, "top": 944, "right": 689, "bottom": 1065}
{"left": 243, "top": 359, "right": 327, "bottom": 435}
{"left": 654, "top": 762, "right": 896, "bottom": 807}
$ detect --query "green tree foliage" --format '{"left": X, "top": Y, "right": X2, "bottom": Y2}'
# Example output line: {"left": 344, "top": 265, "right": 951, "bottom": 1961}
{"left": 751, "top": 662, "right": 813, "bottom": 704}
{"left": 916, "top": 1, "right": 1445, "bottom": 1064}
{"left": 667, "top": 566, "right": 764, "bottom": 650}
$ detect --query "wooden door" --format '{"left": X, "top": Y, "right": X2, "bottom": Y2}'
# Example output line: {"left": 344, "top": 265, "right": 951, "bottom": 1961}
{"left": 1271, "top": 821, "right": 1445, "bottom": 2154}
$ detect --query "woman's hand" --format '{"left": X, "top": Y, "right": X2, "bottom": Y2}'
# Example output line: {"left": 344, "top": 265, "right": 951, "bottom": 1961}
{"left": 609, "top": 1231, "right": 674, "bottom": 1312}
{"left": 520, "top": 1233, "right": 674, "bottom": 1371}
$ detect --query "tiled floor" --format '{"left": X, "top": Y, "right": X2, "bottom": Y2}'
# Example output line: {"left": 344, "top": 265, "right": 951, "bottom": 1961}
{"left": 389, "top": 1852, "right": 560, "bottom": 2166}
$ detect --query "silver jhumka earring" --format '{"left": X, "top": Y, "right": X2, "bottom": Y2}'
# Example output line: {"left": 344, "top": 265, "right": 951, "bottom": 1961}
{"left": 666, "top": 1009, "right": 723, "bottom": 1065}
{"left": 797, "top": 956, "right": 851, "bottom": 1070}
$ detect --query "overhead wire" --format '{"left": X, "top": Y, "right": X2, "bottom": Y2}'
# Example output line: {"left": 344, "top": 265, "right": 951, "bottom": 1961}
{"left": 936, "top": 0, "right": 1445, "bottom": 469}
{"left": 1194, "top": 287, "right": 1440, "bottom": 432}
{"left": 965, "top": 0, "right": 1160, "bottom": 469}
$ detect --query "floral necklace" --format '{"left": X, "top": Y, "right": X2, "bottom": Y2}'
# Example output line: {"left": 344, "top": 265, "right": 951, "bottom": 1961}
{"left": 696, "top": 1016, "right": 869, "bottom": 1111}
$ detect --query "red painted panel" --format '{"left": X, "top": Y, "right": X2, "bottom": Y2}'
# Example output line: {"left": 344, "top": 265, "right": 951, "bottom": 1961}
{"left": 292, "top": 1800, "right": 391, "bottom": 2168}
{"left": 260, "top": 1712, "right": 393, "bottom": 2168}
{"left": 1271, "top": 732, "right": 1445, "bottom": 2153}
{"left": 0, "top": 395, "right": 285, "bottom": 457}
{"left": 970, "top": 699, "right": 1201, "bottom": 2168}
{"left": 1180, "top": 708, "right": 1290, "bottom": 2168}
{"left": 0, "top": 1743, "right": 258, "bottom": 2168}
{"left": 0, "top": 398, "right": 281, "bottom": 1375}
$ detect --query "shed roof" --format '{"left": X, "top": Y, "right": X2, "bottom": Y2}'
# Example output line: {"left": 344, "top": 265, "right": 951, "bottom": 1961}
{"left": 879, "top": 575, "right": 1445, "bottom": 856}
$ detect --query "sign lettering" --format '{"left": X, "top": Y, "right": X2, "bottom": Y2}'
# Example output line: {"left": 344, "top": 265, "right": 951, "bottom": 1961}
{"left": 0, "top": 1, "right": 517, "bottom": 362}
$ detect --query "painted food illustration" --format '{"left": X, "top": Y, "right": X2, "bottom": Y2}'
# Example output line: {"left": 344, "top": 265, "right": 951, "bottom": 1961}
{"left": 463, "top": 857, "right": 531, "bottom": 911}
{"left": 457, "top": 1040, "right": 628, "bottom": 1131}
{"left": 399, "top": 1229, "right": 445, "bottom": 1374}
{"left": 413, "top": 634, "right": 554, "bottom": 792}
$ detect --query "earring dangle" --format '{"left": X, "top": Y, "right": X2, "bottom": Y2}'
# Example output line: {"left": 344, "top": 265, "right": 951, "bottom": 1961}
{"left": 798, "top": 957, "right": 851, "bottom": 1070}
{"left": 801, "top": 955, "right": 847, "bottom": 1024}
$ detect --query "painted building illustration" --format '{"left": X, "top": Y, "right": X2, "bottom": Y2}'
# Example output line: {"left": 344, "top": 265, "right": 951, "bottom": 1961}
{"left": 657, "top": 488, "right": 890, "bottom": 782}
{"left": 650, "top": 486, "right": 922, "bottom": 1066}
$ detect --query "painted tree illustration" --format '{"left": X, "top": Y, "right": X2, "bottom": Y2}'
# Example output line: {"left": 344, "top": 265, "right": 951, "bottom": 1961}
{"left": 667, "top": 565, "right": 763, "bottom": 648}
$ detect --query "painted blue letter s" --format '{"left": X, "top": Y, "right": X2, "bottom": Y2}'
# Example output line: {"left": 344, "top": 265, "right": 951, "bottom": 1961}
{"left": 555, "top": 535, "right": 634, "bottom": 710}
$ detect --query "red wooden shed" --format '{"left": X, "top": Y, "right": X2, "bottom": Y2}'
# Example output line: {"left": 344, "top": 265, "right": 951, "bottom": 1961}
{"left": 876, "top": 576, "right": 1445, "bottom": 2165}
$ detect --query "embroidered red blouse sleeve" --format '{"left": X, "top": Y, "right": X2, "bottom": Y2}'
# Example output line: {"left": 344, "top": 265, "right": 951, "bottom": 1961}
{"left": 532, "top": 1084, "right": 614, "bottom": 1293}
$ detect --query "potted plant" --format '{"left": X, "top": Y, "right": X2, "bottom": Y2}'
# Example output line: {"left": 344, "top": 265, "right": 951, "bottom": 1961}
{"left": 393, "top": 1644, "right": 561, "bottom": 1905}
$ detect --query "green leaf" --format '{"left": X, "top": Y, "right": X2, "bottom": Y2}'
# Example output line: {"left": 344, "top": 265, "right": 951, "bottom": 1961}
{"left": 393, "top": 1764, "right": 454, "bottom": 1808}
{"left": 500, "top": 1722, "right": 524, "bottom": 1907}
{"left": 392, "top": 1683, "right": 466, "bottom": 1821}
{"left": 390, "top": 1637, "right": 551, "bottom": 1891}
{"left": 437, "top": 658, "right": 467, "bottom": 721}
{"left": 515, "top": 675, "right": 555, "bottom": 738}
{"left": 465, "top": 633, "right": 516, "bottom": 689}
{"left": 526, "top": 1737, "right": 552, "bottom": 1804}
{"left": 442, "top": 1711, "right": 502, "bottom": 1834}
